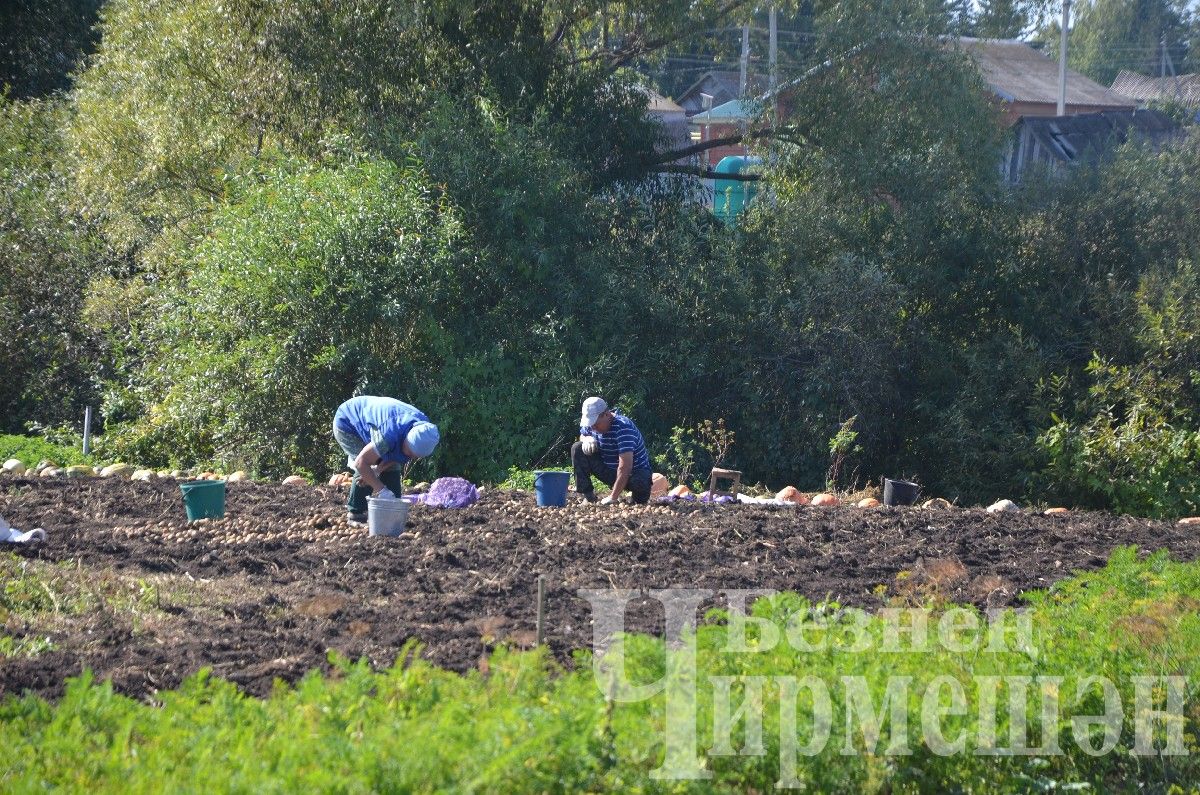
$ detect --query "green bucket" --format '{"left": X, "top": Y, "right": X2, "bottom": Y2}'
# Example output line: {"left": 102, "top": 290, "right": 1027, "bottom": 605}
{"left": 180, "top": 479, "right": 226, "bottom": 521}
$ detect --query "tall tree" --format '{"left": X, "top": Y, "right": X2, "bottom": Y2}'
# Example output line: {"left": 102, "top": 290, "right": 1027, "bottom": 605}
{"left": 1042, "top": 0, "right": 1194, "bottom": 85}
{"left": 975, "top": 0, "right": 1037, "bottom": 38}
{"left": 943, "top": 0, "right": 977, "bottom": 35}
{"left": 67, "top": 0, "right": 762, "bottom": 250}
{"left": 0, "top": 0, "right": 104, "bottom": 99}
{"left": 0, "top": 98, "right": 110, "bottom": 430}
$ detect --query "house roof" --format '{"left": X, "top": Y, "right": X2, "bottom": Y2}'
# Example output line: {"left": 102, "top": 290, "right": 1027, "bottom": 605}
{"left": 675, "top": 70, "right": 765, "bottom": 112}
{"left": 689, "top": 99, "right": 759, "bottom": 124}
{"left": 676, "top": 71, "right": 742, "bottom": 106}
{"left": 1111, "top": 69, "right": 1200, "bottom": 107}
{"left": 641, "top": 87, "right": 684, "bottom": 114}
{"left": 1015, "top": 109, "right": 1181, "bottom": 164}
{"left": 958, "top": 37, "right": 1134, "bottom": 108}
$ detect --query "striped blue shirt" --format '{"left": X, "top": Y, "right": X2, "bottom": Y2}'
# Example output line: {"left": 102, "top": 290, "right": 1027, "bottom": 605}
{"left": 581, "top": 412, "right": 651, "bottom": 473}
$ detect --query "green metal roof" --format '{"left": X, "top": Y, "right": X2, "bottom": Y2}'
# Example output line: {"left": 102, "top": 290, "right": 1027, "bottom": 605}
{"left": 689, "top": 99, "right": 760, "bottom": 124}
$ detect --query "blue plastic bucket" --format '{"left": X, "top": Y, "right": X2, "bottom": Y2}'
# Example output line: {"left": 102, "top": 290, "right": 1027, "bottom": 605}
{"left": 533, "top": 470, "right": 570, "bottom": 507}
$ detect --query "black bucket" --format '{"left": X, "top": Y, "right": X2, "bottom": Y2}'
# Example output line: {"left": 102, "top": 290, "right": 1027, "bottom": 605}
{"left": 882, "top": 478, "right": 920, "bottom": 507}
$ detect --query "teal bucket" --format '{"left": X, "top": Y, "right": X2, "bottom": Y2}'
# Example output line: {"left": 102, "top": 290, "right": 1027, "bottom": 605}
{"left": 533, "top": 470, "right": 570, "bottom": 507}
{"left": 180, "top": 479, "right": 226, "bottom": 521}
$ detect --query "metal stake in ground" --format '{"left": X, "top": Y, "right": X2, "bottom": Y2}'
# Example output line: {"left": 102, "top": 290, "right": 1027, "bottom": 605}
{"left": 535, "top": 574, "right": 546, "bottom": 646}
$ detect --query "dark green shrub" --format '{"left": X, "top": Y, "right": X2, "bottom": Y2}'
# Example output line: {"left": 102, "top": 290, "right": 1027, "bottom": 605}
{"left": 1037, "top": 262, "right": 1200, "bottom": 518}
{"left": 100, "top": 156, "right": 470, "bottom": 477}
{"left": 0, "top": 97, "right": 109, "bottom": 434}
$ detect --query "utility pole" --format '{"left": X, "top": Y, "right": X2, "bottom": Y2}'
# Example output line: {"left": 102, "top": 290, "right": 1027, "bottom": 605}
{"left": 1162, "top": 33, "right": 1183, "bottom": 101}
{"left": 768, "top": 6, "right": 778, "bottom": 93}
{"left": 739, "top": 21, "right": 750, "bottom": 95}
{"left": 1057, "top": 0, "right": 1071, "bottom": 116}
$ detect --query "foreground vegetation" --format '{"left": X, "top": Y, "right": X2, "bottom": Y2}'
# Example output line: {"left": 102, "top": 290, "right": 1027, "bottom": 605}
{"left": 1, "top": 548, "right": 1197, "bottom": 791}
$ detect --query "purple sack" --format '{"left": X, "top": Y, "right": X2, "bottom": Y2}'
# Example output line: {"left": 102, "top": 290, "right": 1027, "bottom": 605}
{"left": 419, "top": 477, "right": 480, "bottom": 508}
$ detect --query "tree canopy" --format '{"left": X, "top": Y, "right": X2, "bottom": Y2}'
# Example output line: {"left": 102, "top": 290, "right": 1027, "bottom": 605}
{"left": 2, "top": 0, "right": 1199, "bottom": 513}
{"left": 1038, "top": 0, "right": 1197, "bottom": 85}
{"left": 0, "top": 0, "right": 104, "bottom": 99}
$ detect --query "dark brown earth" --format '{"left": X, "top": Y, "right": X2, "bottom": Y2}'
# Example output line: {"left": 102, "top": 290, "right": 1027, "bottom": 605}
{"left": 1, "top": 476, "right": 1197, "bottom": 702}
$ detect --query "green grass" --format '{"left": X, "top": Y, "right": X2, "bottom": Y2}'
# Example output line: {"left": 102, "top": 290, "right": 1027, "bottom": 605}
{"left": 0, "top": 555, "right": 184, "bottom": 664}
{"left": 0, "top": 434, "right": 93, "bottom": 470}
{"left": 498, "top": 464, "right": 572, "bottom": 491}
{"left": 0, "top": 548, "right": 1198, "bottom": 792}
{"left": 0, "top": 555, "right": 172, "bottom": 622}
{"left": 0, "top": 634, "right": 55, "bottom": 658}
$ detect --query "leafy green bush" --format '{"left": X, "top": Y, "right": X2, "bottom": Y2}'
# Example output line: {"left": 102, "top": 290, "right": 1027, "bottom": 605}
{"left": 1037, "top": 262, "right": 1200, "bottom": 518}
{"left": 499, "top": 465, "right": 571, "bottom": 491}
{"left": 653, "top": 425, "right": 700, "bottom": 489}
{"left": 1, "top": 550, "right": 1196, "bottom": 790}
{"left": 0, "top": 434, "right": 92, "bottom": 469}
{"left": 1038, "top": 366, "right": 1200, "bottom": 518}
{"left": 96, "top": 156, "right": 470, "bottom": 477}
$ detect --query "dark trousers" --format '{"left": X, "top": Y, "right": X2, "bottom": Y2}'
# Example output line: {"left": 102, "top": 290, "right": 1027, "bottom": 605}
{"left": 334, "top": 425, "right": 404, "bottom": 517}
{"left": 347, "top": 468, "right": 403, "bottom": 517}
{"left": 572, "top": 442, "right": 652, "bottom": 504}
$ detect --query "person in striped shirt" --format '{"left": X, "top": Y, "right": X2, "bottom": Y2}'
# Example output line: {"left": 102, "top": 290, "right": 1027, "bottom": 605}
{"left": 573, "top": 396, "right": 652, "bottom": 505}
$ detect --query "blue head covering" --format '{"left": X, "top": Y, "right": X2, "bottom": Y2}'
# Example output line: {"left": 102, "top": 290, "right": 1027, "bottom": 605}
{"left": 405, "top": 421, "right": 440, "bottom": 457}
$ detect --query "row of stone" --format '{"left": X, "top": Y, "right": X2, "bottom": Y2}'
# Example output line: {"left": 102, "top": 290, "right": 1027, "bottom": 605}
{"left": 1, "top": 458, "right": 248, "bottom": 482}
{"left": 2, "top": 457, "right": 371, "bottom": 490}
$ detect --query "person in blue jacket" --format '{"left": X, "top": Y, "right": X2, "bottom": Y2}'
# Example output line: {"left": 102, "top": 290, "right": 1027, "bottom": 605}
{"left": 333, "top": 396, "right": 440, "bottom": 523}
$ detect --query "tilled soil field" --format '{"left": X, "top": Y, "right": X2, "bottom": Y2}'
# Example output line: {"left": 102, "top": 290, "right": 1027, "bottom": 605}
{"left": 2, "top": 476, "right": 1198, "bottom": 702}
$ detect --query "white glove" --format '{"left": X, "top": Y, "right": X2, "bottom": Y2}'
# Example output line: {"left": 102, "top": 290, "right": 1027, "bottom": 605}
{"left": 376, "top": 488, "right": 395, "bottom": 500}
{"left": 600, "top": 495, "right": 614, "bottom": 505}
{"left": 581, "top": 437, "right": 598, "bottom": 455}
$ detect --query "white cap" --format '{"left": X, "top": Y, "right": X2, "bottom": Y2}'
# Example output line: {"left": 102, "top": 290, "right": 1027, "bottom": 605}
{"left": 580, "top": 397, "right": 608, "bottom": 428}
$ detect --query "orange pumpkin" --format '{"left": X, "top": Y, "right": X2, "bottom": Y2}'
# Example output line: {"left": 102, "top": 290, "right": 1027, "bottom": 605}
{"left": 651, "top": 473, "right": 669, "bottom": 497}
{"left": 775, "top": 486, "right": 808, "bottom": 505}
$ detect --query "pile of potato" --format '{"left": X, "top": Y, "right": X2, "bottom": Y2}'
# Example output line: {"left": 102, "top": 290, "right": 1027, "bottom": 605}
{"left": 111, "top": 512, "right": 364, "bottom": 545}
{"left": 497, "top": 499, "right": 676, "bottom": 520}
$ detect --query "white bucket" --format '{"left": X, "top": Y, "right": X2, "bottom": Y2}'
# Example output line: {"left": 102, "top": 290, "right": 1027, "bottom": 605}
{"left": 367, "top": 496, "right": 410, "bottom": 537}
